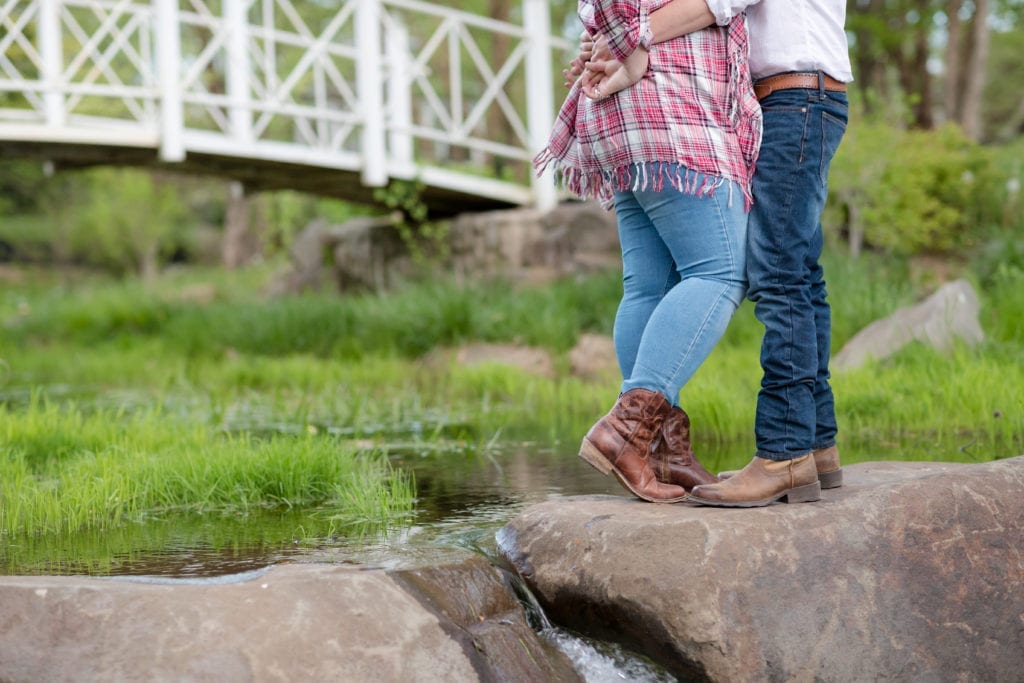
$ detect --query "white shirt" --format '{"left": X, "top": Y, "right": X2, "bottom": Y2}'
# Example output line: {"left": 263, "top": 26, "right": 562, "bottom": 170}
{"left": 704, "top": 0, "right": 853, "bottom": 82}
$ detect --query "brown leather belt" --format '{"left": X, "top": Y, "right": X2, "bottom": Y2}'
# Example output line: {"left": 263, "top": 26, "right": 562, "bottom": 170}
{"left": 754, "top": 72, "right": 846, "bottom": 101}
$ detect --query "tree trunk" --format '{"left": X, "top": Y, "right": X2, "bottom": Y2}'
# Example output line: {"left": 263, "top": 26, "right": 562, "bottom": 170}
{"left": 222, "top": 181, "right": 261, "bottom": 269}
{"left": 911, "top": 2, "right": 934, "bottom": 129}
{"left": 943, "top": 0, "right": 964, "bottom": 122}
{"left": 139, "top": 243, "right": 159, "bottom": 282}
{"left": 959, "top": 0, "right": 991, "bottom": 140}
{"left": 850, "top": 0, "right": 889, "bottom": 114}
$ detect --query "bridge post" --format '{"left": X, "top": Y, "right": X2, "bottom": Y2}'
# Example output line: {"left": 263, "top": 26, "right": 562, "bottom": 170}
{"left": 38, "top": 0, "right": 65, "bottom": 128}
{"left": 386, "top": 20, "right": 414, "bottom": 175}
{"left": 156, "top": 0, "right": 185, "bottom": 162}
{"left": 225, "top": 0, "right": 253, "bottom": 143}
{"left": 356, "top": 0, "right": 388, "bottom": 187}
{"left": 523, "top": 0, "right": 557, "bottom": 212}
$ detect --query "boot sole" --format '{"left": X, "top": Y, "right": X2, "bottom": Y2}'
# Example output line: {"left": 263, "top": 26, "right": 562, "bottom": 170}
{"left": 718, "top": 467, "right": 843, "bottom": 490}
{"left": 687, "top": 480, "right": 822, "bottom": 508}
{"left": 819, "top": 468, "right": 843, "bottom": 489}
{"left": 578, "top": 438, "right": 687, "bottom": 504}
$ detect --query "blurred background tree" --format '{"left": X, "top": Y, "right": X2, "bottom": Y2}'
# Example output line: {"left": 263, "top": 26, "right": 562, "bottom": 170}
{"left": 0, "top": 0, "right": 1020, "bottom": 277}
{"left": 847, "top": 0, "right": 1024, "bottom": 140}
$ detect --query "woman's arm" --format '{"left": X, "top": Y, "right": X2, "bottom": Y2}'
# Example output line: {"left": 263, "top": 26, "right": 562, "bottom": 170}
{"left": 573, "top": 0, "right": 716, "bottom": 97}
{"left": 586, "top": 0, "right": 645, "bottom": 63}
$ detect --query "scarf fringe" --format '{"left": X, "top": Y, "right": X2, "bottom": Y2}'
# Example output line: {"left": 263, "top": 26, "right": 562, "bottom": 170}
{"left": 534, "top": 153, "right": 751, "bottom": 209}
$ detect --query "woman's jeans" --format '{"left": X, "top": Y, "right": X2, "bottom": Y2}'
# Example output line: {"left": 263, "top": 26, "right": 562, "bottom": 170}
{"left": 746, "top": 85, "right": 849, "bottom": 460}
{"left": 612, "top": 168, "right": 747, "bottom": 405}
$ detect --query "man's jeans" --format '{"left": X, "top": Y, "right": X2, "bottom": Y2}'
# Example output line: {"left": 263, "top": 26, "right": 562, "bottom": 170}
{"left": 613, "top": 166, "right": 748, "bottom": 406}
{"left": 746, "top": 84, "right": 848, "bottom": 460}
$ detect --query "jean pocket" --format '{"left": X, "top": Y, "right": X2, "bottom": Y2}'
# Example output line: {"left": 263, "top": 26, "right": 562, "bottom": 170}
{"left": 819, "top": 110, "right": 847, "bottom": 186}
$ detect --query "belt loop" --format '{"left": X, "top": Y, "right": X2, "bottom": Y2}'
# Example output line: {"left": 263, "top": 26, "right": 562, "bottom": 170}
{"left": 817, "top": 71, "right": 825, "bottom": 96}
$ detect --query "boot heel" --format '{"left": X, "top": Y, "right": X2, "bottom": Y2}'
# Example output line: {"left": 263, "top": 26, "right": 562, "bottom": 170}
{"left": 784, "top": 480, "right": 821, "bottom": 503}
{"left": 819, "top": 468, "right": 843, "bottom": 489}
{"left": 578, "top": 439, "right": 613, "bottom": 475}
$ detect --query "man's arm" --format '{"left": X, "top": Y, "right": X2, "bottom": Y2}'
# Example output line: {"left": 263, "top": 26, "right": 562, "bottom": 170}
{"left": 649, "top": 0, "right": 715, "bottom": 44}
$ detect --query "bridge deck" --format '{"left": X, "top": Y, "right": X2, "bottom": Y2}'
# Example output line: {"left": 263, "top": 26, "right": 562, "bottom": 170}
{"left": 1, "top": 139, "right": 521, "bottom": 217}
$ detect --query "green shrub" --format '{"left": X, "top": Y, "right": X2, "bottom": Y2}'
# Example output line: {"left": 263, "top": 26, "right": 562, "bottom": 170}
{"left": 828, "top": 122, "right": 996, "bottom": 256}
{"left": 70, "top": 168, "right": 187, "bottom": 278}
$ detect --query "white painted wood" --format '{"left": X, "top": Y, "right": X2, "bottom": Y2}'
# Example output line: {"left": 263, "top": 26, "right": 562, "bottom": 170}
{"left": 356, "top": 0, "right": 387, "bottom": 187}
{"left": 225, "top": 0, "right": 253, "bottom": 143}
{"left": 38, "top": 0, "right": 65, "bottom": 127}
{"left": 386, "top": 17, "right": 414, "bottom": 168}
{"left": 156, "top": 0, "right": 185, "bottom": 161}
{"left": 0, "top": 0, "right": 564, "bottom": 208}
{"left": 523, "top": 0, "right": 556, "bottom": 211}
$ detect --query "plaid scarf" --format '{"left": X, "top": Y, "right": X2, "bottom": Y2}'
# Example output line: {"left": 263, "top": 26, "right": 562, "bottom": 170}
{"left": 534, "top": 0, "right": 761, "bottom": 209}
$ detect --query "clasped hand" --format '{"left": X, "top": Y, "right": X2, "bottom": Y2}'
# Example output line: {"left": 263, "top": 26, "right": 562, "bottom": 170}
{"left": 562, "top": 31, "right": 648, "bottom": 100}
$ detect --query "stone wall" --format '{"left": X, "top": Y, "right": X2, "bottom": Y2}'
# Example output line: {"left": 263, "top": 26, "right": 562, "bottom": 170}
{"left": 271, "top": 201, "right": 620, "bottom": 295}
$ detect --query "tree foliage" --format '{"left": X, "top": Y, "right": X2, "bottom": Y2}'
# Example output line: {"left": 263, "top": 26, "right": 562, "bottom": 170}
{"left": 71, "top": 169, "right": 187, "bottom": 279}
{"left": 827, "top": 118, "right": 1020, "bottom": 257}
{"left": 847, "top": 0, "right": 1024, "bottom": 140}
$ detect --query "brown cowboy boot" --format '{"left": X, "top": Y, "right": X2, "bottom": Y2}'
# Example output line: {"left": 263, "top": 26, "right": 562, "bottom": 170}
{"left": 649, "top": 405, "right": 718, "bottom": 492}
{"left": 578, "top": 388, "right": 688, "bottom": 503}
{"left": 687, "top": 453, "right": 820, "bottom": 507}
{"left": 718, "top": 445, "right": 843, "bottom": 489}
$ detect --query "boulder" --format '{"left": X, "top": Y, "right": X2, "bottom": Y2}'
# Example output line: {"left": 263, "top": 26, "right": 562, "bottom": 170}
{"left": 419, "top": 343, "right": 556, "bottom": 378}
{"left": 833, "top": 279, "right": 985, "bottom": 370}
{"left": 453, "top": 343, "right": 556, "bottom": 378}
{"left": 498, "top": 457, "right": 1024, "bottom": 682}
{"left": 272, "top": 201, "right": 622, "bottom": 295}
{"left": 0, "top": 556, "right": 578, "bottom": 682}
{"left": 268, "top": 214, "right": 405, "bottom": 295}
{"left": 568, "top": 333, "right": 619, "bottom": 382}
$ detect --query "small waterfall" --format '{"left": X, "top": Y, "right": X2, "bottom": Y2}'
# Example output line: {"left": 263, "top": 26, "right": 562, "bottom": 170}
{"left": 493, "top": 527, "right": 678, "bottom": 682}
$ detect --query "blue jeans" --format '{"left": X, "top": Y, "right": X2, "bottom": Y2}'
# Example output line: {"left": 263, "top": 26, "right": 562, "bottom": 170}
{"left": 746, "top": 84, "right": 848, "bottom": 460}
{"left": 612, "top": 166, "right": 747, "bottom": 405}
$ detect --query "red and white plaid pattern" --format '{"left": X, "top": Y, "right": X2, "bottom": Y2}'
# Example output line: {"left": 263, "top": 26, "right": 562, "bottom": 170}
{"left": 535, "top": 0, "right": 761, "bottom": 209}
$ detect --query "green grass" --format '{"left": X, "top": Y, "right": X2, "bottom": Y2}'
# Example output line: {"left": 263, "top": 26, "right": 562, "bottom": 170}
{"left": 0, "top": 395, "right": 414, "bottom": 537}
{"left": 2, "top": 266, "right": 622, "bottom": 359}
{"left": 0, "top": 252, "right": 1021, "bottom": 572}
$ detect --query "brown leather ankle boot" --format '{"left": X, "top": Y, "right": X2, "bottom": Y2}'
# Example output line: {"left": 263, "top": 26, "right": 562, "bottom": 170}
{"left": 810, "top": 445, "right": 843, "bottom": 488}
{"left": 717, "top": 445, "right": 843, "bottom": 489}
{"left": 687, "top": 453, "right": 821, "bottom": 507}
{"left": 649, "top": 405, "right": 718, "bottom": 492}
{"left": 578, "top": 388, "right": 687, "bottom": 503}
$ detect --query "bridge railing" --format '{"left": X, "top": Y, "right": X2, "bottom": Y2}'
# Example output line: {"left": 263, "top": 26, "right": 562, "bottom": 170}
{"left": 0, "top": 0, "right": 570, "bottom": 207}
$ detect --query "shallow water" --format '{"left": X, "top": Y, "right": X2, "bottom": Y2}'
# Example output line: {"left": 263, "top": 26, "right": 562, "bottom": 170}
{"left": 0, "top": 434, "right": 1000, "bottom": 578}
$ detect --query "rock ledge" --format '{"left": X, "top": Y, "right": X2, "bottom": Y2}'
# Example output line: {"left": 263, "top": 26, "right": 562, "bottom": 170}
{"left": 0, "top": 555, "right": 578, "bottom": 682}
{"left": 498, "top": 457, "right": 1024, "bottom": 682}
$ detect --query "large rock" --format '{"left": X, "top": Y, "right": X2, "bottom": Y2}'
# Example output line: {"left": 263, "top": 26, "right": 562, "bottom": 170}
{"left": 0, "top": 556, "right": 579, "bottom": 682}
{"left": 497, "top": 457, "right": 1024, "bottom": 682}
{"left": 568, "top": 333, "right": 618, "bottom": 382}
{"left": 272, "top": 201, "right": 621, "bottom": 295}
{"left": 448, "top": 201, "right": 618, "bottom": 286}
{"left": 421, "top": 342, "right": 557, "bottom": 378}
{"left": 833, "top": 279, "right": 985, "bottom": 370}
{"left": 267, "top": 214, "right": 405, "bottom": 295}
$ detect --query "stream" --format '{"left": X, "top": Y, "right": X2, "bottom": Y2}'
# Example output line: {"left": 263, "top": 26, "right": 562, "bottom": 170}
{"left": 1, "top": 438, "right": 696, "bottom": 681}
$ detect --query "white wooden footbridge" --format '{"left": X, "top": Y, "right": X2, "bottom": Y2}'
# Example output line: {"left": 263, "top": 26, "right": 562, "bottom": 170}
{"left": 0, "top": 0, "right": 568, "bottom": 214}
